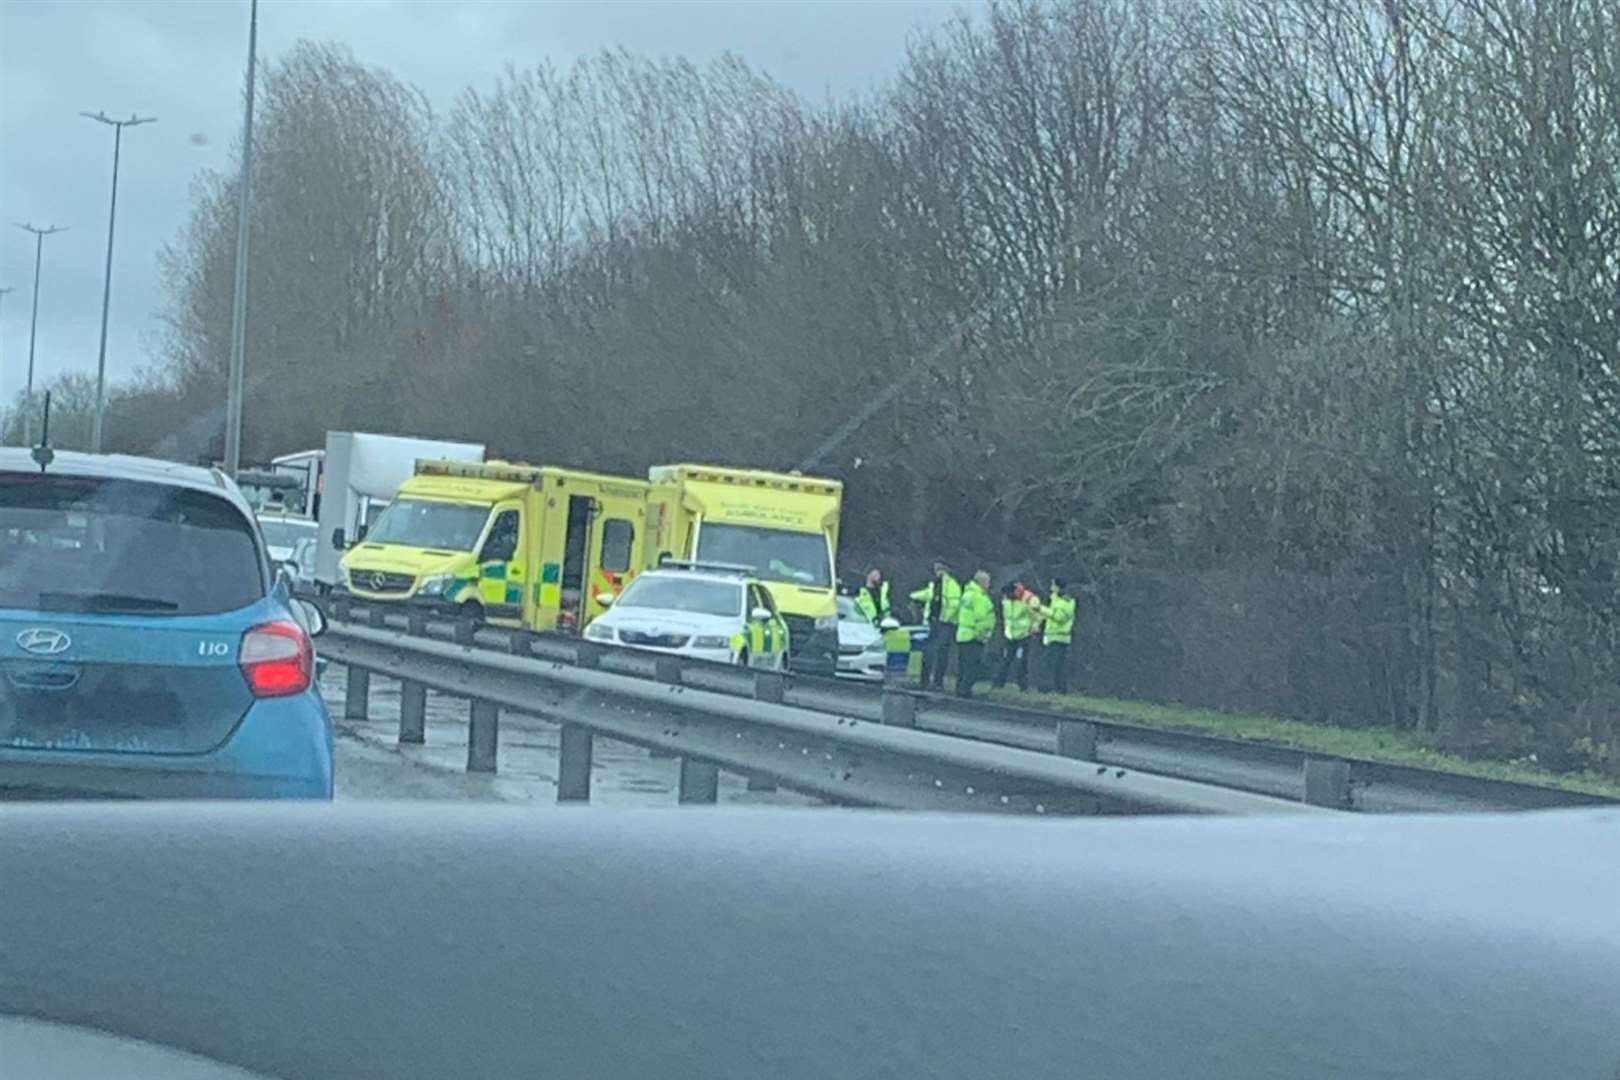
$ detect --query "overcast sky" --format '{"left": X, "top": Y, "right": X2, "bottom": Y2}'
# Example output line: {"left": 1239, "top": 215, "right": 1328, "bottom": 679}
{"left": 0, "top": 0, "right": 967, "bottom": 407}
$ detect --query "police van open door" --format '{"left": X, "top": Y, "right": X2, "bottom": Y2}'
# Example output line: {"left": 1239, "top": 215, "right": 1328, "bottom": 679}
{"left": 527, "top": 470, "right": 648, "bottom": 634}
{"left": 558, "top": 493, "right": 595, "bottom": 631}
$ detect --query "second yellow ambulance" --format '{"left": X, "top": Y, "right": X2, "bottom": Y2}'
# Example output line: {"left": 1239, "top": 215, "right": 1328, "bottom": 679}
{"left": 645, "top": 464, "right": 842, "bottom": 675}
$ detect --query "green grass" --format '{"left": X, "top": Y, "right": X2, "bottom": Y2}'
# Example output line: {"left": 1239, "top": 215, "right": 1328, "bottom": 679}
{"left": 972, "top": 684, "right": 1620, "bottom": 799}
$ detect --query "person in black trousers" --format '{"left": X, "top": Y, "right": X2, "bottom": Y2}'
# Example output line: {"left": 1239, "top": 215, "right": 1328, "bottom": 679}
{"left": 1040, "top": 577, "right": 1076, "bottom": 694}
{"left": 992, "top": 581, "right": 1034, "bottom": 691}
{"left": 953, "top": 570, "right": 996, "bottom": 699}
{"left": 910, "top": 559, "right": 961, "bottom": 691}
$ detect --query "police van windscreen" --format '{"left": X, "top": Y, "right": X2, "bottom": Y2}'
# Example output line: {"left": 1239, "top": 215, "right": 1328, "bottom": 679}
{"left": 0, "top": 473, "right": 263, "bottom": 615}
{"left": 363, "top": 498, "right": 490, "bottom": 551}
{"left": 695, "top": 524, "right": 832, "bottom": 588}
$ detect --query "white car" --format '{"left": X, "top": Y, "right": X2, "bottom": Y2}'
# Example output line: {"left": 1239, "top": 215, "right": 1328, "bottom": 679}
{"left": 835, "top": 595, "right": 889, "bottom": 681}
{"left": 256, "top": 513, "right": 318, "bottom": 565}
{"left": 285, "top": 536, "right": 319, "bottom": 588}
{"left": 584, "top": 566, "right": 790, "bottom": 670}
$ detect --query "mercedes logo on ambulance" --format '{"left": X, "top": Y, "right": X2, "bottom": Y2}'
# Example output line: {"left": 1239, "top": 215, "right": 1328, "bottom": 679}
{"left": 17, "top": 628, "right": 73, "bottom": 655}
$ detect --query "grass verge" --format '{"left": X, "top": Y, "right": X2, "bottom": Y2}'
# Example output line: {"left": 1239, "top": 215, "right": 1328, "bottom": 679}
{"left": 972, "top": 684, "right": 1620, "bottom": 799}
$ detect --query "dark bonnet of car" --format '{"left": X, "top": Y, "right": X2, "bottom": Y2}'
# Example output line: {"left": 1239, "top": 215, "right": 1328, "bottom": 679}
{"left": 2, "top": 803, "right": 1617, "bottom": 1080}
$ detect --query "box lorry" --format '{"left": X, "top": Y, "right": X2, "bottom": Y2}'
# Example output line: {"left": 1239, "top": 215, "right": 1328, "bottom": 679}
{"left": 316, "top": 432, "right": 486, "bottom": 590}
{"left": 338, "top": 459, "right": 648, "bottom": 632}
{"left": 645, "top": 464, "right": 842, "bottom": 675}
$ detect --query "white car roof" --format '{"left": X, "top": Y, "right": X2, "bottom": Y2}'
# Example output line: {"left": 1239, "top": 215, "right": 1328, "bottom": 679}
{"left": 0, "top": 448, "right": 252, "bottom": 517}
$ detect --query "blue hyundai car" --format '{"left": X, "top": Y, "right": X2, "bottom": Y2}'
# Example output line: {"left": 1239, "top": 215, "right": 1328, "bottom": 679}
{"left": 0, "top": 449, "right": 333, "bottom": 799}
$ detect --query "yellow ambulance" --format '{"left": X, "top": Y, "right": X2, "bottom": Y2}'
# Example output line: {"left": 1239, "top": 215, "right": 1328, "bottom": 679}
{"left": 338, "top": 460, "right": 648, "bottom": 632}
{"left": 645, "top": 464, "right": 842, "bottom": 675}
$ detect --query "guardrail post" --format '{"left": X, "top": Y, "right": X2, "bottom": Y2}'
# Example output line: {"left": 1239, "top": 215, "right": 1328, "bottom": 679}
{"left": 331, "top": 595, "right": 351, "bottom": 623}
{"left": 678, "top": 758, "right": 719, "bottom": 804}
{"left": 454, "top": 618, "right": 478, "bottom": 646}
{"left": 575, "top": 641, "right": 603, "bottom": 670}
{"left": 1056, "top": 719, "right": 1099, "bottom": 761}
{"left": 557, "top": 723, "right": 593, "bottom": 802}
{"left": 467, "top": 700, "right": 499, "bottom": 773}
{"left": 654, "top": 655, "right": 684, "bottom": 685}
{"left": 647, "top": 653, "right": 682, "bottom": 759}
{"left": 647, "top": 654, "right": 685, "bottom": 760}
{"left": 753, "top": 670, "right": 786, "bottom": 704}
{"left": 881, "top": 689, "right": 917, "bottom": 728}
{"left": 367, "top": 605, "right": 389, "bottom": 628}
{"left": 508, "top": 629, "right": 533, "bottom": 657}
{"left": 398, "top": 681, "right": 427, "bottom": 744}
{"left": 406, "top": 611, "right": 427, "bottom": 636}
{"left": 343, "top": 665, "right": 370, "bottom": 720}
{"left": 1303, "top": 758, "right": 1352, "bottom": 808}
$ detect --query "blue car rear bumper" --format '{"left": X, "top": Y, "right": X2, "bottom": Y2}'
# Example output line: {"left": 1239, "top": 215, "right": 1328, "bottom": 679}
{"left": 0, "top": 691, "right": 333, "bottom": 800}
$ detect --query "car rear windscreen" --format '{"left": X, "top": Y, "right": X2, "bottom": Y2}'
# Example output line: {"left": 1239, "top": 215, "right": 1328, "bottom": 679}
{"left": 0, "top": 473, "right": 264, "bottom": 615}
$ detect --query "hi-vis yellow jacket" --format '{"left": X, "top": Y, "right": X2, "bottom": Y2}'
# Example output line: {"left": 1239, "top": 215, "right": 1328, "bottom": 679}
{"left": 954, "top": 581, "right": 996, "bottom": 644}
{"left": 909, "top": 574, "right": 962, "bottom": 625}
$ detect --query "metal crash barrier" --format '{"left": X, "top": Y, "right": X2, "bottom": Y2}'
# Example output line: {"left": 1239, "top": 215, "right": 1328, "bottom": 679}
{"left": 321, "top": 610, "right": 1328, "bottom": 816}
{"left": 321, "top": 601, "right": 1615, "bottom": 813}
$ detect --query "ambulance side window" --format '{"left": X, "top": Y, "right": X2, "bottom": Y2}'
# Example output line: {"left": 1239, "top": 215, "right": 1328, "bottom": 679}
{"left": 600, "top": 519, "right": 633, "bottom": 573}
{"left": 481, "top": 510, "right": 520, "bottom": 563}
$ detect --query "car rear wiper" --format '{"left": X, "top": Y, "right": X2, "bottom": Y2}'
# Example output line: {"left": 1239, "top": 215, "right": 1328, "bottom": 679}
{"left": 35, "top": 592, "right": 181, "bottom": 613}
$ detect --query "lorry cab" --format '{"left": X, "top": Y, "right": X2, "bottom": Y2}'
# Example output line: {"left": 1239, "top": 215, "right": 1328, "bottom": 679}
{"left": 235, "top": 469, "right": 306, "bottom": 517}
{"left": 338, "top": 460, "right": 648, "bottom": 632}
{"left": 646, "top": 464, "right": 842, "bottom": 676}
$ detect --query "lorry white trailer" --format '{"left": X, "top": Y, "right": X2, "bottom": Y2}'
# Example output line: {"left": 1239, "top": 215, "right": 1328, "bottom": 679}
{"left": 314, "top": 432, "right": 485, "bottom": 589}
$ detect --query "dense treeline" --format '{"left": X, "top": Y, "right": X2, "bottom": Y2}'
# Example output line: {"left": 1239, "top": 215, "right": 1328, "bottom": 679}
{"left": 14, "top": 0, "right": 1618, "bottom": 773}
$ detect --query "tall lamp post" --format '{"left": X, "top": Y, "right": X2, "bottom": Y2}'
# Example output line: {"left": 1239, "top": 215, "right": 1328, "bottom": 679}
{"left": 82, "top": 110, "right": 156, "bottom": 453}
{"left": 0, "top": 286, "right": 13, "bottom": 442}
{"left": 223, "top": 0, "right": 259, "bottom": 475}
{"left": 15, "top": 222, "right": 68, "bottom": 445}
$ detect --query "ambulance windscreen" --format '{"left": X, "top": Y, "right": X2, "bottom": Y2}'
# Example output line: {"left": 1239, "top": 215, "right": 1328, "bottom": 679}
{"left": 364, "top": 498, "right": 491, "bottom": 551}
{"left": 695, "top": 524, "right": 831, "bottom": 588}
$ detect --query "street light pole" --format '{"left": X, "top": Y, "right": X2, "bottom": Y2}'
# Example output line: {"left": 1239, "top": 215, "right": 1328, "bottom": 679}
{"left": 83, "top": 110, "right": 156, "bottom": 454}
{"left": 0, "top": 286, "right": 13, "bottom": 441}
{"left": 14, "top": 223, "right": 67, "bottom": 446}
{"left": 223, "top": 0, "right": 259, "bottom": 475}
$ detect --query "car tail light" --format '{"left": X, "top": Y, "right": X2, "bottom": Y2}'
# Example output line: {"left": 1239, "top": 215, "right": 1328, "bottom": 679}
{"left": 240, "top": 620, "right": 313, "bottom": 697}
